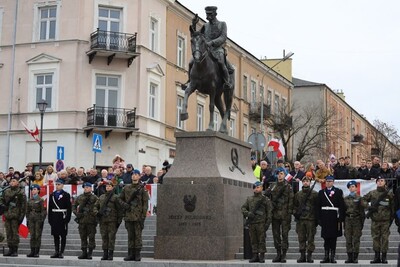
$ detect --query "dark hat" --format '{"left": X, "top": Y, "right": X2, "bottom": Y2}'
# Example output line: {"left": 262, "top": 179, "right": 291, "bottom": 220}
{"left": 376, "top": 176, "right": 385, "bottom": 183}
{"left": 82, "top": 182, "right": 92, "bottom": 188}
{"left": 277, "top": 159, "right": 284, "bottom": 164}
{"left": 132, "top": 169, "right": 141, "bottom": 175}
{"left": 325, "top": 175, "right": 335, "bottom": 181}
{"left": 55, "top": 179, "right": 65, "bottom": 184}
{"left": 126, "top": 164, "right": 133, "bottom": 168}
{"left": 30, "top": 184, "right": 40, "bottom": 190}
{"left": 302, "top": 176, "right": 311, "bottom": 182}
{"left": 347, "top": 180, "right": 357, "bottom": 188}
{"left": 205, "top": 6, "right": 217, "bottom": 13}
{"left": 253, "top": 181, "right": 263, "bottom": 189}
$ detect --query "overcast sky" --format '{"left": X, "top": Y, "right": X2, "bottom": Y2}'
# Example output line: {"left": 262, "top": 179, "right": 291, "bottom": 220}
{"left": 178, "top": 0, "right": 400, "bottom": 132}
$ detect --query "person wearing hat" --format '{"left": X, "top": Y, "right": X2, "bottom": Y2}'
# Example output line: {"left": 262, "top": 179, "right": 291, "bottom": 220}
{"left": 316, "top": 175, "right": 345, "bottom": 263}
{"left": 0, "top": 176, "right": 26, "bottom": 256}
{"left": 343, "top": 180, "right": 366, "bottom": 263}
{"left": 26, "top": 184, "right": 47, "bottom": 257}
{"left": 293, "top": 176, "right": 318, "bottom": 263}
{"left": 72, "top": 182, "right": 98, "bottom": 260}
{"left": 120, "top": 169, "right": 149, "bottom": 261}
{"left": 268, "top": 167, "right": 293, "bottom": 263}
{"left": 48, "top": 178, "right": 72, "bottom": 259}
{"left": 94, "top": 180, "right": 124, "bottom": 260}
{"left": 363, "top": 177, "right": 394, "bottom": 263}
{"left": 241, "top": 181, "right": 272, "bottom": 263}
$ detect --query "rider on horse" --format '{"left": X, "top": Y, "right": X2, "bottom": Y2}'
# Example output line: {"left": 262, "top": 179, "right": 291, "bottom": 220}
{"left": 183, "top": 6, "right": 234, "bottom": 91}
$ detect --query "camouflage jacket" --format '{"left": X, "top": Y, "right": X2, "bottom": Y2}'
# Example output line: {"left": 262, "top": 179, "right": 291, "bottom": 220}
{"left": 269, "top": 181, "right": 293, "bottom": 220}
{"left": 293, "top": 186, "right": 318, "bottom": 221}
{"left": 0, "top": 186, "right": 26, "bottom": 221}
{"left": 27, "top": 194, "right": 47, "bottom": 223}
{"left": 344, "top": 194, "right": 366, "bottom": 218}
{"left": 72, "top": 192, "right": 98, "bottom": 224}
{"left": 94, "top": 191, "right": 124, "bottom": 223}
{"left": 119, "top": 182, "right": 149, "bottom": 221}
{"left": 363, "top": 187, "right": 394, "bottom": 222}
{"left": 241, "top": 192, "right": 272, "bottom": 225}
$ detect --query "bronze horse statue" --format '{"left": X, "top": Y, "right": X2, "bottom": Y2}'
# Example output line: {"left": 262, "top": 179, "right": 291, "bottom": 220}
{"left": 180, "top": 26, "right": 234, "bottom": 134}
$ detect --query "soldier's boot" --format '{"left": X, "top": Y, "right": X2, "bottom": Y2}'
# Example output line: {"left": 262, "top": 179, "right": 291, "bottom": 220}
{"left": 134, "top": 249, "right": 142, "bottom": 261}
{"left": 87, "top": 248, "right": 93, "bottom": 260}
{"left": 381, "top": 252, "right": 388, "bottom": 264}
{"left": 4, "top": 246, "right": 13, "bottom": 256}
{"left": 101, "top": 249, "right": 108, "bottom": 260}
{"left": 78, "top": 248, "right": 88, "bottom": 259}
{"left": 33, "top": 248, "right": 39, "bottom": 258}
{"left": 272, "top": 249, "right": 281, "bottom": 262}
{"left": 123, "top": 248, "right": 134, "bottom": 261}
{"left": 107, "top": 250, "right": 114, "bottom": 261}
{"left": 281, "top": 249, "right": 287, "bottom": 263}
{"left": 50, "top": 250, "right": 59, "bottom": 258}
{"left": 259, "top": 253, "right": 265, "bottom": 263}
{"left": 345, "top": 252, "right": 354, "bottom": 263}
{"left": 330, "top": 249, "right": 337, "bottom": 263}
{"left": 297, "top": 250, "right": 306, "bottom": 263}
{"left": 320, "top": 249, "right": 330, "bottom": 263}
{"left": 59, "top": 239, "right": 65, "bottom": 259}
{"left": 353, "top": 252, "right": 359, "bottom": 263}
{"left": 307, "top": 251, "right": 314, "bottom": 263}
{"left": 51, "top": 238, "right": 60, "bottom": 258}
{"left": 10, "top": 246, "right": 18, "bottom": 257}
{"left": 249, "top": 253, "right": 259, "bottom": 263}
{"left": 27, "top": 248, "right": 35, "bottom": 257}
{"left": 370, "top": 251, "right": 381, "bottom": 264}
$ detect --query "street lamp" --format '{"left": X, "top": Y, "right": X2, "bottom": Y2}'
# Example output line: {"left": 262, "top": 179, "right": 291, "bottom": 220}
{"left": 37, "top": 99, "right": 48, "bottom": 170}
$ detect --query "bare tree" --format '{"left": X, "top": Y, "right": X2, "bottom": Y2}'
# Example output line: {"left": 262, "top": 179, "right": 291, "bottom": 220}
{"left": 372, "top": 119, "right": 400, "bottom": 161}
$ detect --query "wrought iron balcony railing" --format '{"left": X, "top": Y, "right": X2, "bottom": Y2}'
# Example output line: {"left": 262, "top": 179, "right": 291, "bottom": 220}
{"left": 89, "top": 29, "right": 137, "bottom": 53}
{"left": 249, "top": 102, "right": 271, "bottom": 122}
{"left": 86, "top": 105, "right": 136, "bottom": 128}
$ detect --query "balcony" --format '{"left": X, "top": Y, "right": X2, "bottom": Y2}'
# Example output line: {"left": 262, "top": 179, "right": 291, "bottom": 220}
{"left": 86, "top": 29, "right": 140, "bottom": 67}
{"left": 249, "top": 102, "right": 271, "bottom": 123}
{"left": 351, "top": 134, "right": 364, "bottom": 145}
{"left": 84, "top": 105, "right": 138, "bottom": 139}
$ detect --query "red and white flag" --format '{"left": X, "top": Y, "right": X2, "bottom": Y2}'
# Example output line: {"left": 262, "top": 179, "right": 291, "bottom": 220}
{"left": 21, "top": 120, "right": 40, "bottom": 143}
{"left": 267, "top": 138, "right": 286, "bottom": 158}
{"left": 18, "top": 216, "right": 29, "bottom": 238}
{"left": 285, "top": 173, "right": 293, "bottom": 182}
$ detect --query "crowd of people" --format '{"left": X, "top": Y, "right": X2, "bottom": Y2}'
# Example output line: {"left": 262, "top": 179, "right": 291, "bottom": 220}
{"left": 244, "top": 155, "right": 400, "bottom": 264}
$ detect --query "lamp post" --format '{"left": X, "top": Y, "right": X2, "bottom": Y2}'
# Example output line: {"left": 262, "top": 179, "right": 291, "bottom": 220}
{"left": 37, "top": 99, "right": 48, "bottom": 170}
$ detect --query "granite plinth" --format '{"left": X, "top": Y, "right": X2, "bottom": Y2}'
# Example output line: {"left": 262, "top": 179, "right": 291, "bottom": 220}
{"left": 154, "top": 132, "right": 255, "bottom": 260}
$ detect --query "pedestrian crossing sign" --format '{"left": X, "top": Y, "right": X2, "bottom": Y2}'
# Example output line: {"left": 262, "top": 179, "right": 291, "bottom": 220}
{"left": 92, "top": 133, "right": 102, "bottom": 153}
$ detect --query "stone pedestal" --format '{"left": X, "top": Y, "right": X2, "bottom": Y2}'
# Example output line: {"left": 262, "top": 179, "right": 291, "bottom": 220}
{"left": 154, "top": 131, "right": 255, "bottom": 260}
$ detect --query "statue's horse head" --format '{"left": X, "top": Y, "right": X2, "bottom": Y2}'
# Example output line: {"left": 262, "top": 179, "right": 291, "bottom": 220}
{"left": 190, "top": 27, "right": 208, "bottom": 63}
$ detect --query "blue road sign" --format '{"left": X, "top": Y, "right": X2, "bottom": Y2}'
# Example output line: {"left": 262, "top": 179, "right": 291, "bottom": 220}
{"left": 57, "top": 146, "right": 65, "bottom": 160}
{"left": 92, "top": 133, "right": 102, "bottom": 153}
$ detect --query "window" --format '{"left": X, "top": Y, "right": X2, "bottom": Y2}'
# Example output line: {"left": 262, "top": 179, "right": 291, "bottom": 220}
{"left": 243, "top": 123, "right": 248, "bottom": 141}
{"left": 150, "top": 17, "right": 158, "bottom": 52}
{"left": 39, "top": 6, "right": 57, "bottom": 40}
{"left": 229, "top": 118, "right": 236, "bottom": 137}
{"left": 282, "top": 98, "right": 287, "bottom": 109}
{"left": 149, "top": 83, "right": 158, "bottom": 119}
{"left": 251, "top": 127, "right": 256, "bottom": 134}
{"left": 243, "top": 75, "right": 248, "bottom": 101}
{"left": 250, "top": 80, "right": 256, "bottom": 105}
{"left": 35, "top": 73, "right": 53, "bottom": 109}
{"left": 267, "top": 90, "right": 272, "bottom": 106}
{"left": 274, "top": 94, "right": 280, "bottom": 115}
{"left": 197, "top": 104, "right": 204, "bottom": 131}
{"left": 98, "top": 7, "right": 121, "bottom": 50}
{"left": 176, "top": 96, "right": 184, "bottom": 129}
{"left": 96, "top": 75, "right": 119, "bottom": 108}
{"left": 213, "top": 111, "right": 220, "bottom": 131}
{"left": 177, "top": 36, "right": 185, "bottom": 68}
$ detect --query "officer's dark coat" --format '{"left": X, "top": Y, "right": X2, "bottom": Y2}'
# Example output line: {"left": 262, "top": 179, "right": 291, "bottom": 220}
{"left": 48, "top": 190, "right": 72, "bottom": 236}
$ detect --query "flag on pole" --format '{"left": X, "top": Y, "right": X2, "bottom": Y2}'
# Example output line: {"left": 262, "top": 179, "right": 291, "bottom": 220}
{"left": 285, "top": 173, "right": 293, "bottom": 182}
{"left": 18, "top": 216, "right": 29, "bottom": 238}
{"left": 267, "top": 138, "right": 286, "bottom": 158}
{"left": 21, "top": 120, "right": 40, "bottom": 143}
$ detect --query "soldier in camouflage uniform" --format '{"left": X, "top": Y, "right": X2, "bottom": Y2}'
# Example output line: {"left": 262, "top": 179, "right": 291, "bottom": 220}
{"left": 344, "top": 180, "right": 366, "bottom": 263}
{"left": 293, "top": 176, "right": 318, "bottom": 263}
{"left": 0, "top": 176, "right": 26, "bottom": 256}
{"left": 72, "top": 182, "right": 98, "bottom": 260}
{"left": 94, "top": 180, "right": 124, "bottom": 261}
{"left": 120, "top": 169, "right": 149, "bottom": 261}
{"left": 363, "top": 177, "right": 394, "bottom": 264}
{"left": 241, "top": 181, "right": 272, "bottom": 263}
{"left": 26, "top": 184, "right": 47, "bottom": 258}
{"left": 268, "top": 167, "right": 293, "bottom": 263}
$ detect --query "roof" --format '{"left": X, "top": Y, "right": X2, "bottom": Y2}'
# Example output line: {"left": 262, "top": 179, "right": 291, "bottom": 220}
{"left": 292, "top": 77, "right": 325, "bottom": 87}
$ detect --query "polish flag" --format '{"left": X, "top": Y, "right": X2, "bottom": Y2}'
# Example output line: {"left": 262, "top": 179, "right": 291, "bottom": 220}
{"left": 285, "top": 173, "right": 293, "bottom": 182}
{"left": 21, "top": 120, "right": 40, "bottom": 143}
{"left": 267, "top": 138, "right": 286, "bottom": 158}
{"left": 18, "top": 216, "right": 29, "bottom": 238}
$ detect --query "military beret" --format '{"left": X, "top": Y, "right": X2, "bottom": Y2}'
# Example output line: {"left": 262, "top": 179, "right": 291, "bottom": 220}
{"left": 376, "top": 176, "right": 385, "bottom": 183}
{"left": 253, "top": 181, "right": 263, "bottom": 189}
{"left": 347, "top": 180, "right": 357, "bottom": 188}
{"left": 205, "top": 6, "right": 217, "bottom": 12}
{"left": 325, "top": 175, "right": 335, "bottom": 181}
{"left": 55, "top": 179, "right": 65, "bottom": 184}
{"left": 82, "top": 182, "right": 92, "bottom": 188}
{"left": 30, "top": 184, "right": 40, "bottom": 190}
{"left": 276, "top": 167, "right": 287, "bottom": 174}
{"left": 132, "top": 169, "right": 141, "bottom": 175}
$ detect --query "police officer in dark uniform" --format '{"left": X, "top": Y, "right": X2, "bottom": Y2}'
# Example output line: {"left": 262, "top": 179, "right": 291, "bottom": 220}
{"left": 0, "top": 176, "right": 26, "bottom": 256}
{"left": 26, "top": 184, "right": 46, "bottom": 257}
{"left": 48, "top": 178, "right": 72, "bottom": 258}
{"left": 316, "top": 175, "right": 345, "bottom": 263}
{"left": 73, "top": 182, "right": 98, "bottom": 260}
